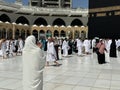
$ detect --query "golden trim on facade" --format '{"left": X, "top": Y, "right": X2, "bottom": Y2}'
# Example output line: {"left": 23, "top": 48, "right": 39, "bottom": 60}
{"left": 115, "top": 11, "right": 120, "bottom": 15}
{"left": 97, "top": 13, "right": 106, "bottom": 17}
{"left": 90, "top": 6, "right": 120, "bottom": 13}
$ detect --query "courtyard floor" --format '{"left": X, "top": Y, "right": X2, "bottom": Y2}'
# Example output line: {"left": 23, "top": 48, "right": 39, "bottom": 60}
{"left": 0, "top": 51, "right": 120, "bottom": 90}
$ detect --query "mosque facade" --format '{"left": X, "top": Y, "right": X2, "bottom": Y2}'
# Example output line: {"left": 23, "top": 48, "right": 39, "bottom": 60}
{"left": 0, "top": 0, "right": 88, "bottom": 40}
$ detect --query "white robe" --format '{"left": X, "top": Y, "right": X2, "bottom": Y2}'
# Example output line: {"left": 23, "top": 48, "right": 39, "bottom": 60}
{"left": 1, "top": 41, "right": 6, "bottom": 57}
{"left": 106, "top": 40, "right": 112, "bottom": 52}
{"left": 58, "top": 46, "right": 62, "bottom": 59}
{"left": 83, "top": 39, "right": 90, "bottom": 53}
{"left": 62, "top": 40, "right": 68, "bottom": 56}
{"left": 9, "top": 41, "right": 14, "bottom": 54}
{"left": 46, "top": 42, "right": 57, "bottom": 62}
{"left": 92, "top": 39, "right": 96, "bottom": 48}
{"left": 116, "top": 39, "right": 120, "bottom": 48}
{"left": 77, "top": 39, "right": 83, "bottom": 55}
{"left": 18, "top": 40, "right": 23, "bottom": 52}
{"left": 23, "top": 35, "right": 46, "bottom": 90}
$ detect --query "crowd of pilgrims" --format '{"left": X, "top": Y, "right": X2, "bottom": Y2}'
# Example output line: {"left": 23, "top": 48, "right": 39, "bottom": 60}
{"left": 0, "top": 38, "right": 24, "bottom": 59}
{"left": 0, "top": 36, "right": 120, "bottom": 64}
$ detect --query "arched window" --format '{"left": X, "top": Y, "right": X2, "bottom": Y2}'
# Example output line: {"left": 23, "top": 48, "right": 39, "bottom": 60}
{"left": 39, "top": 30, "right": 45, "bottom": 39}
{"left": 60, "top": 30, "right": 66, "bottom": 37}
{"left": 74, "top": 31, "right": 79, "bottom": 39}
{"left": 34, "top": 17, "right": 47, "bottom": 26}
{"left": 0, "top": 14, "right": 11, "bottom": 22}
{"left": 46, "top": 30, "right": 52, "bottom": 38}
{"left": 71, "top": 19, "right": 83, "bottom": 26}
{"left": 53, "top": 18, "right": 66, "bottom": 26}
{"left": 27, "top": 30, "right": 30, "bottom": 37}
{"left": 81, "top": 31, "right": 86, "bottom": 40}
{"left": 7, "top": 29, "right": 13, "bottom": 39}
{"left": 15, "top": 29, "right": 20, "bottom": 39}
{"left": 54, "top": 30, "right": 59, "bottom": 37}
{"left": 32, "top": 30, "right": 38, "bottom": 39}
{"left": 16, "top": 16, "right": 29, "bottom": 25}
{"left": 21, "top": 29, "right": 25, "bottom": 40}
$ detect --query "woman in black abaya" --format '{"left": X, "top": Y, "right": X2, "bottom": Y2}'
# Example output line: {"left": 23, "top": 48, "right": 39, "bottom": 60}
{"left": 109, "top": 39, "right": 117, "bottom": 58}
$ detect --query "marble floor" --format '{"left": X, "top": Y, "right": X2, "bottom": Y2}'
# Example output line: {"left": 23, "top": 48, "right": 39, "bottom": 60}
{"left": 0, "top": 51, "right": 120, "bottom": 90}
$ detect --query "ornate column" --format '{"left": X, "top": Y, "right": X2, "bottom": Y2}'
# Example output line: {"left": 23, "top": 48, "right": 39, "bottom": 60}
{"left": 52, "top": 31, "right": 54, "bottom": 38}
{"left": 6, "top": 28, "right": 8, "bottom": 39}
{"left": 79, "top": 31, "right": 81, "bottom": 38}
{"left": 72, "top": 28, "right": 74, "bottom": 39}
{"left": 38, "top": 30, "right": 40, "bottom": 40}
{"left": 12, "top": 23, "right": 16, "bottom": 39}
{"left": 19, "top": 28, "right": 21, "bottom": 37}
{"left": 25, "top": 30, "right": 27, "bottom": 39}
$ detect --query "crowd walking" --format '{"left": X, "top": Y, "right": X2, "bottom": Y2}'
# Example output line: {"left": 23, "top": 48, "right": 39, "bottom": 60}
{"left": 0, "top": 35, "right": 120, "bottom": 90}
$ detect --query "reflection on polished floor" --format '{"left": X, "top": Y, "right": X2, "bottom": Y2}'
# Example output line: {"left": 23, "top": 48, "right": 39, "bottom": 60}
{"left": 0, "top": 52, "right": 120, "bottom": 90}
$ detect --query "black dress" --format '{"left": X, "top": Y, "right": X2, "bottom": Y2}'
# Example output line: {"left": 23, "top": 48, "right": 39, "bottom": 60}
{"left": 54, "top": 44, "right": 59, "bottom": 60}
{"left": 68, "top": 41, "right": 73, "bottom": 55}
{"left": 44, "top": 41, "right": 47, "bottom": 51}
{"left": 109, "top": 40, "right": 117, "bottom": 57}
{"left": 97, "top": 52, "right": 106, "bottom": 64}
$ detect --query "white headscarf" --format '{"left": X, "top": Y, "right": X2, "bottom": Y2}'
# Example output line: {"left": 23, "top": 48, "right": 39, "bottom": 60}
{"left": 23, "top": 35, "right": 39, "bottom": 51}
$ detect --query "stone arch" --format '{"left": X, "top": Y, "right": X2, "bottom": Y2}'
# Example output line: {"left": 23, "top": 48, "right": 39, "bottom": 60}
{"left": 0, "top": 28, "right": 6, "bottom": 38}
{"left": 74, "top": 30, "right": 79, "bottom": 39}
{"left": 21, "top": 29, "right": 26, "bottom": 40}
{"left": 15, "top": 29, "right": 20, "bottom": 39}
{"left": 16, "top": 16, "right": 29, "bottom": 25}
{"left": 32, "top": 30, "right": 38, "bottom": 39}
{"left": 54, "top": 30, "right": 59, "bottom": 37}
{"left": 53, "top": 18, "right": 66, "bottom": 26}
{"left": 46, "top": 30, "right": 52, "bottom": 38}
{"left": 81, "top": 31, "right": 86, "bottom": 40}
{"left": 60, "top": 30, "right": 66, "bottom": 37}
{"left": 71, "top": 19, "right": 83, "bottom": 26}
{"left": 27, "top": 30, "right": 30, "bottom": 37}
{"left": 0, "top": 14, "right": 11, "bottom": 22}
{"left": 39, "top": 30, "right": 45, "bottom": 39}
{"left": 34, "top": 17, "right": 47, "bottom": 26}
{"left": 7, "top": 29, "right": 13, "bottom": 39}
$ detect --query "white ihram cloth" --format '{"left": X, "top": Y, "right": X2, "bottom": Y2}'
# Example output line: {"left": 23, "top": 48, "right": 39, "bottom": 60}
{"left": 22, "top": 35, "right": 46, "bottom": 90}
{"left": 1, "top": 42, "right": 6, "bottom": 57}
{"left": 77, "top": 39, "right": 83, "bottom": 55}
{"left": 18, "top": 40, "right": 23, "bottom": 52}
{"left": 62, "top": 40, "right": 68, "bottom": 56}
{"left": 46, "top": 42, "right": 57, "bottom": 62}
{"left": 83, "top": 40, "right": 91, "bottom": 53}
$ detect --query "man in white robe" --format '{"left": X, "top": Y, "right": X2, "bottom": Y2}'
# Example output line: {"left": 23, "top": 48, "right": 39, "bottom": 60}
{"left": 18, "top": 38, "right": 24, "bottom": 55}
{"left": 0, "top": 39, "right": 7, "bottom": 59}
{"left": 22, "top": 35, "right": 46, "bottom": 90}
{"left": 77, "top": 38, "right": 83, "bottom": 56}
{"left": 62, "top": 38, "right": 69, "bottom": 57}
{"left": 116, "top": 39, "right": 120, "bottom": 51}
{"left": 46, "top": 37, "right": 59, "bottom": 66}
{"left": 92, "top": 38, "right": 96, "bottom": 52}
{"left": 106, "top": 39, "right": 112, "bottom": 53}
{"left": 83, "top": 38, "right": 91, "bottom": 54}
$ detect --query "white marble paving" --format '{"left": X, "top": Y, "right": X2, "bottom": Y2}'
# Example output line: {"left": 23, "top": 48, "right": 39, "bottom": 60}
{"left": 0, "top": 51, "right": 120, "bottom": 90}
